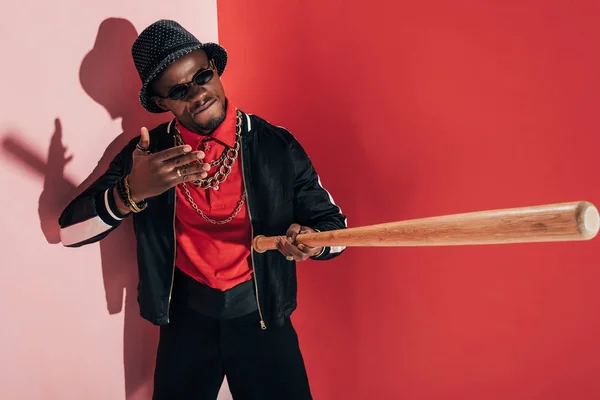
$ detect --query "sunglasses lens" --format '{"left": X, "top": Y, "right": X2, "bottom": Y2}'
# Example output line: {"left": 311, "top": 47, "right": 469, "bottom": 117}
{"left": 194, "top": 69, "right": 214, "bottom": 85}
{"left": 166, "top": 68, "right": 214, "bottom": 100}
{"left": 168, "top": 85, "right": 188, "bottom": 100}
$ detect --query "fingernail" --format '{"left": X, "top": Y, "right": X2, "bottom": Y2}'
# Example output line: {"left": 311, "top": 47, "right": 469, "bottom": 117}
{"left": 183, "top": 145, "right": 191, "bottom": 152}
{"left": 196, "top": 152, "right": 204, "bottom": 159}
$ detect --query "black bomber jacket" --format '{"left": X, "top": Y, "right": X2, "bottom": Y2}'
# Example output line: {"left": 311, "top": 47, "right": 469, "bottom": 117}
{"left": 58, "top": 111, "right": 347, "bottom": 329}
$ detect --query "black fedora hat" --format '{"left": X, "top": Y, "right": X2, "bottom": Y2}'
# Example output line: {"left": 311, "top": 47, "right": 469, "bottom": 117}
{"left": 131, "top": 19, "right": 227, "bottom": 113}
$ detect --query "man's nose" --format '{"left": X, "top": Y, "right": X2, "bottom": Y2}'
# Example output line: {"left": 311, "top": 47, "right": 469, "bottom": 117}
{"left": 186, "top": 82, "right": 208, "bottom": 102}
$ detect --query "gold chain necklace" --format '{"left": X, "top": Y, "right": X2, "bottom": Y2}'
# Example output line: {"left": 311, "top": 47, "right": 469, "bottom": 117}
{"left": 173, "top": 110, "right": 242, "bottom": 190}
{"left": 180, "top": 184, "right": 246, "bottom": 225}
{"left": 174, "top": 109, "right": 246, "bottom": 225}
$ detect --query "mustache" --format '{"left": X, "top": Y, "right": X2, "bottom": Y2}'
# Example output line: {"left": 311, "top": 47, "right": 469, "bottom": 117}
{"left": 191, "top": 97, "right": 216, "bottom": 114}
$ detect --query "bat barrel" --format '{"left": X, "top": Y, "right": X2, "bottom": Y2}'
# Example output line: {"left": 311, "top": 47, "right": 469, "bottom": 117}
{"left": 252, "top": 201, "right": 599, "bottom": 253}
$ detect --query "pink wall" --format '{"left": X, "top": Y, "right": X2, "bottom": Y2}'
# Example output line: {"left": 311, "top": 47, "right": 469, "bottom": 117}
{"left": 217, "top": 0, "right": 600, "bottom": 399}
{"left": 0, "top": 2, "right": 233, "bottom": 399}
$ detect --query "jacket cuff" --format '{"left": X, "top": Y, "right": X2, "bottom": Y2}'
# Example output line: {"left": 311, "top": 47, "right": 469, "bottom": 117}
{"left": 94, "top": 188, "right": 126, "bottom": 226}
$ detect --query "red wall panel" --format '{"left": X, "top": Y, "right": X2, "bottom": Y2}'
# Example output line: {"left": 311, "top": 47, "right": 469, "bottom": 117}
{"left": 218, "top": 1, "right": 600, "bottom": 398}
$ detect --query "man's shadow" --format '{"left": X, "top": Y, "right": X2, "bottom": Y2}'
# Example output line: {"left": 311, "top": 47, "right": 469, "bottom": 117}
{"left": 78, "top": 18, "right": 172, "bottom": 398}
{"left": 3, "top": 18, "right": 168, "bottom": 399}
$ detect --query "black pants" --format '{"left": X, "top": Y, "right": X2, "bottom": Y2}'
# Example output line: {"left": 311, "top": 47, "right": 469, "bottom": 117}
{"left": 152, "top": 304, "right": 313, "bottom": 400}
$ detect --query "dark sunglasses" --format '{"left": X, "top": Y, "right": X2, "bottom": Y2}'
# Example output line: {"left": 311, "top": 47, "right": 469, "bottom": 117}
{"left": 159, "top": 64, "right": 215, "bottom": 100}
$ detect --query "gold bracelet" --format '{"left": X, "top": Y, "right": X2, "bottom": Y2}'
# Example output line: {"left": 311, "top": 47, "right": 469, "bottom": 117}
{"left": 123, "top": 175, "right": 147, "bottom": 213}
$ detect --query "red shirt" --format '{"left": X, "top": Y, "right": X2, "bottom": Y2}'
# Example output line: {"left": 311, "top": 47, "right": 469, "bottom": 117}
{"left": 174, "top": 104, "right": 253, "bottom": 291}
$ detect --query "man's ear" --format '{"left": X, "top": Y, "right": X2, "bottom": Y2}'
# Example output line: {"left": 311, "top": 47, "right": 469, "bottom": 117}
{"left": 152, "top": 96, "right": 169, "bottom": 111}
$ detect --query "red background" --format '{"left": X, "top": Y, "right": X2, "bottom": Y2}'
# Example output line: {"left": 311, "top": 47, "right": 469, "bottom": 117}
{"left": 218, "top": 1, "right": 600, "bottom": 399}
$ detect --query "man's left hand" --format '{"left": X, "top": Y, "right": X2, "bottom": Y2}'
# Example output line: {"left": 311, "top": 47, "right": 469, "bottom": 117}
{"left": 276, "top": 224, "right": 323, "bottom": 262}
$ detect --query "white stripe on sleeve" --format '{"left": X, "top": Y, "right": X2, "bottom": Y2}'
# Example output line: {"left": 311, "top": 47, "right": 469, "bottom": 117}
{"left": 316, "top": 175, "right": 347, "bottom": 254}
{"left": 60, "top": 216, "right": 113, "bottom": 246}
{"left": 104, "top": 189, "right": 123, "bottom": 221}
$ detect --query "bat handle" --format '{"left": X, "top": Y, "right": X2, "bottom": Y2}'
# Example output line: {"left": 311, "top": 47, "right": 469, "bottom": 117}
{"left": 253, "top": 235, "right": 278, "bottom": 253}
{"left": 253, "top": 233, "right": 320, "bottom": 253}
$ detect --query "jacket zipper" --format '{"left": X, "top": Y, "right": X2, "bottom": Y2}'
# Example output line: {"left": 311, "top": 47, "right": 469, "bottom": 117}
{"left": 167, "top": 130, "right": 177, "bottom": 323}
{"left": 167, "top": 192, "right": 177, "bottom": 323}
{"left": 240, "top": 114, "right": 267, "bottom": 330}
{"left": 165, "top": 116, "right": 265, "bottom": 329}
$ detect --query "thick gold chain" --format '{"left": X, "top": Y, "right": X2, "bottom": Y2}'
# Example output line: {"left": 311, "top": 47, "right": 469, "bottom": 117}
{"left": 180, "top": 183, "right": 246, "bottom": 224}
{"left": 175, "top": 109, "right": 246, "bottom": 224}
{"left": 173, "top": 110, "right": 242, "bottom": 190}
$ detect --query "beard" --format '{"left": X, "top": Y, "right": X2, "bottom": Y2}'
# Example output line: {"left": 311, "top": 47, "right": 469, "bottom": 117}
{"left": 194, "top": 99, "right": 227, "bottom": 133}
{"left": 200, "top": 109, "right": 226, "bottom": 132}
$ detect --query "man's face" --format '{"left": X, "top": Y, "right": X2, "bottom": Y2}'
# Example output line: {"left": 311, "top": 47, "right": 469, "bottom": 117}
{"left": 151, "top": 50, "right": 226, "bottom": 134}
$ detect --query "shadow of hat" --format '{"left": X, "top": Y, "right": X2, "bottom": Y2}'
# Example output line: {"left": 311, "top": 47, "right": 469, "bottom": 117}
{"left": 79, "top": 18, "right": 141, "bottom": 119}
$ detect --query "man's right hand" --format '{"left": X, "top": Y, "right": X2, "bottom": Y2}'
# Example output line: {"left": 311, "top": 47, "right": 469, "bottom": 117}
{"left": 127, "top": 126, "right": 210, "bottom": 202}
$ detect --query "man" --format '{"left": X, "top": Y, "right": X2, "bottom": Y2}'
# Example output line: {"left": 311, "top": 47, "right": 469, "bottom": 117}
{"left": 59, "top": 19, "right": 346, "bottom": 399}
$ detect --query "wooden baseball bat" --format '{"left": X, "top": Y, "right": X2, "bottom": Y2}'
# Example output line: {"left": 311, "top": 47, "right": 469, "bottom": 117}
{"left": 252, "top": 201, "right": 600, "bottom": 253}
